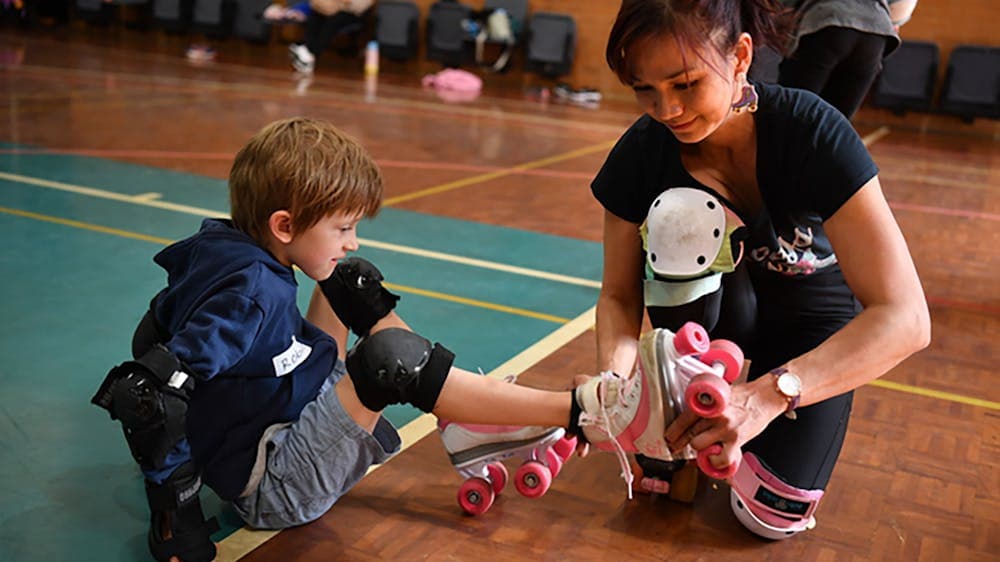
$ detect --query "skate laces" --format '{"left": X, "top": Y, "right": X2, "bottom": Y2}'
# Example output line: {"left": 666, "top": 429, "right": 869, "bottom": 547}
{"left": 578, "top": 371, "right": 635, "bottom": 499}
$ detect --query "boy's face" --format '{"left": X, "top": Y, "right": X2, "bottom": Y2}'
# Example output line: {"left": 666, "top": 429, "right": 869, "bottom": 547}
{"left": 285, "top": 210, "right": 363, "bottom": 281}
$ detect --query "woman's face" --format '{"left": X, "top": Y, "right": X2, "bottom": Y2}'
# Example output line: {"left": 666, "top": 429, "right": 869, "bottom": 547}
{"left": 628, "top": 33, "right": 750, "bottom": 143}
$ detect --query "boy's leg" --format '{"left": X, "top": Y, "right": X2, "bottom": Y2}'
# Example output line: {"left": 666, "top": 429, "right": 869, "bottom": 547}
{"left": 310, "top": 259, "right": 683, "bottom": 497}
{"left": 233, "top": 360, "right": 400, "bottom": 529}
{"left": 94, "top": 311, "right": 218, "bottom": 561}
{"left": 308, "top": 282, "right": 570, "bottom": 428}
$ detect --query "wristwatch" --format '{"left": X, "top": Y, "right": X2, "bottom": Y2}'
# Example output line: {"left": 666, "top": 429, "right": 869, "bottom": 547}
{"left": 770, "top": 367, "right": 802, "bottom": 420}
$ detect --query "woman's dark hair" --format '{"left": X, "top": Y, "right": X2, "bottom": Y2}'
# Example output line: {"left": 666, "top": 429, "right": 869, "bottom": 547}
{"left": 606, "top": 0, "right": 794, "bottom": 84}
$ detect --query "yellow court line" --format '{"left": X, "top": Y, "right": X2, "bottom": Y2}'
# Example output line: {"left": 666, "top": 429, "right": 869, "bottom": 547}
{"left": 868, "top": 379, "right": 1000, "bottom": 410}
{"left": 0, "top": 171, "right": 601, "bottom": 289}
{"left": 11, "top": 197, "right": 991, "bottom": 413}
{"left": 0, "top": 205, "right": 175, "bottom": 245}
{"left": 216, "top": 305, "right": 598, "bottom": 562}
{"left": 365, "top": 239, "right": 601, "bottom": 289}
{"left": 861, "top": 125, "right": 891, "bottom": 147}
{"left": 0, "top": 206, "right": 571, "bottom": 324}
{"left": 384, "top": 282, "right": 570, "bottom": 324}
{"left": 382, "top": 140, "right": 616, "bottom": 206}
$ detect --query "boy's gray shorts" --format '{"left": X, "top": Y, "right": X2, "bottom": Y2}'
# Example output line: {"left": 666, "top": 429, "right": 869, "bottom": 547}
{"left": 233, "top": 360, "right": 400, "bottom": 528}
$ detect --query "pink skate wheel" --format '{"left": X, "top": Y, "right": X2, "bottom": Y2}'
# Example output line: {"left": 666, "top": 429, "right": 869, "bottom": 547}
{"left": 487, "top": 462, "right": 508, "bottom": 495}
{"left": 674, "top": 322, "right": 711, "bottom": 355}
{"left": 700, "top": 340, "right": 744, "bottom": 383}
{"left": 458, "top": 477, "right": 495, "bottom": 515}
{"left": 696, "top": 444, "right": 738, "bottom": 480}
{"left": 685, "top": 374, "right": 731, "bottom": 418}
{"left": 552, "top": 435, "right": 577, "bottom": 460}
{"left": 545, "top": 447, "right": 565, "bottom": 478}
{"left": 514, "top": 461, "right": 553, "bottom": 498}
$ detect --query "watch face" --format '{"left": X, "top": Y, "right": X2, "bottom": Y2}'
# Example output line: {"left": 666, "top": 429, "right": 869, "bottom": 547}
{"left": 777, "top": 373, "right": 802, "bottom": 397}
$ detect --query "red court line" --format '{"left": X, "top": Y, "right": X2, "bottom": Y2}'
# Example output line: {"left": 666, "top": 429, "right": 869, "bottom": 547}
{"left": 0, "top": 148, "right": 231, "bottom": 159}
{"left": 926, "top": 296, "right": 1000, "bottom": 316}
{"left": 889, "top": 201, "right": 1000, "bottom": 222}
{"left": 5, "top": 63, "right": 629, "bottom": 136}
{"left": 3, "top": 151, "right": 996, "bottom": 217}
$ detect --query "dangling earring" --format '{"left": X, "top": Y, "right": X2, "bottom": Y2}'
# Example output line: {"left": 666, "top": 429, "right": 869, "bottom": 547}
{"left": 731, "top": 74, "right": 758, "bottom": 114}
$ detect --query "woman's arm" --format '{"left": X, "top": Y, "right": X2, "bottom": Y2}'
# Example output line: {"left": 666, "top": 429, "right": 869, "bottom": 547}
{"left": 782, "top": 175, "right": 930, "bottom": 405}
{"left": 668, "top": 176, "right": 931, "bottom": 465}
{"left": 596, "top": 209, "right": 647, "bottom": 375}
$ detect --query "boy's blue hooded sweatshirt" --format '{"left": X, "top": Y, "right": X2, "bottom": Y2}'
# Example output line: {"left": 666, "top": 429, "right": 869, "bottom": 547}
{"left": 151, "top": 219, "right": 338, "bottom": 500}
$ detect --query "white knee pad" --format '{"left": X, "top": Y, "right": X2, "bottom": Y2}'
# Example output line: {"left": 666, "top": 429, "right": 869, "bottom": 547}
{"left": 640, "top": 188, "right": 746, "bottom": 308}
{"left": 729, "top": 453, "right": 823, "bottom": 540}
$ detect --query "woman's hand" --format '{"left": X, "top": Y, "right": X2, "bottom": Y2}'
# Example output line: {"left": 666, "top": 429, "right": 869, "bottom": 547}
{"left": 664, "top": 376, "right": 786, "bottom": 471}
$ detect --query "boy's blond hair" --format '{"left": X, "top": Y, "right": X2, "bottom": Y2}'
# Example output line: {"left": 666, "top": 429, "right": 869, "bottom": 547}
{"left": 229, "top": 117, "right": 383, "bottom": 244}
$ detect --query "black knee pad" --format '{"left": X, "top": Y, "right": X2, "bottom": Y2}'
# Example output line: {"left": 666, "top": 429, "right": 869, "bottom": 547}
{"left": 319, "top": 257, "right": 400, "bottom": 337}
{"left": 345, "top": 328, "right": 454, "bottom": 413}
{"left": 147, "top": 462, "right": 219, "bottom": 562}
{"left": 91, "top": 345, "right": 194, "bottom": 467}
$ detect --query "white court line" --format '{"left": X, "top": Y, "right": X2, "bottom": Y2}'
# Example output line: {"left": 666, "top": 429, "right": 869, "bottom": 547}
{"left": 0, "top": 170, "right": 600, "bottom": 289}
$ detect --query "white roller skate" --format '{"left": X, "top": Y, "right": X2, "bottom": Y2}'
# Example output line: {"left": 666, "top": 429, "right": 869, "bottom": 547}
{"left": 439, "top": 421, "right": 577, "bottom": 515}
{"left": 575, "top": 322, "right": 744, "bottom": 497}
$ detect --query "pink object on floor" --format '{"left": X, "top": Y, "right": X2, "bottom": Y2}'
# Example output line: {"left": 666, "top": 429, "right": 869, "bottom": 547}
{"left": 421, "top": 69, "right": 483, "bottom": 103}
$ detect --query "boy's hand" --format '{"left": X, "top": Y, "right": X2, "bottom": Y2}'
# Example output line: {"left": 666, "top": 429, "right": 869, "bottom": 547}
{"left": 319, "top": 257, "right": 400, "bottom": 337}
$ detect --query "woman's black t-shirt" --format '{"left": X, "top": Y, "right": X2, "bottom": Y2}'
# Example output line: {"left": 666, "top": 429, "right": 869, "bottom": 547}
{"left": 591, "top": 82, "right": 877, "bottom": 371}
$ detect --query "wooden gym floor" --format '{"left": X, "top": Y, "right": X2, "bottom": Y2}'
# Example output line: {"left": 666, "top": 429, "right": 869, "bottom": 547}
{"left": 0, "top": 26, "right": 997, "bottom": 562}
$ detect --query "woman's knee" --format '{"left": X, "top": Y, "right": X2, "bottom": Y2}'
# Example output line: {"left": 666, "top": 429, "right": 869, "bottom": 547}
{"left": 728, "top": 452, "right": 824, "bottom": 540}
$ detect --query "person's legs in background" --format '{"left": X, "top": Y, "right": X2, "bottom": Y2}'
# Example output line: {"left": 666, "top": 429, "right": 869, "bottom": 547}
{"left": 779, "top": 26, "right": 886, "bottom": 118}
{"left": 813, "top": 32, "right": 888, "bottom": 119}
{"left": 291, "top": 11, "right": 361, "bottom": 74}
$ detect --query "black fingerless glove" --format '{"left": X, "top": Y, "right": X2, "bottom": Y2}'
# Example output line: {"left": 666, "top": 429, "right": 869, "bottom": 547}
{"left": 319, "top": 257, "right": 400, "bottom": 337}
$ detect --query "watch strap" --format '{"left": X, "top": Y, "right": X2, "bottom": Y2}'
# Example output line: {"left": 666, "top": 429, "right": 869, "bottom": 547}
{"left": 770, "top": 367, "right": 800, "bottom": 420}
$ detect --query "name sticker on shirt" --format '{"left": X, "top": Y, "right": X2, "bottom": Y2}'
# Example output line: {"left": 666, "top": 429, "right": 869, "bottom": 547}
{"left": 272, "top": 336, "right": 312, "bottom": 377}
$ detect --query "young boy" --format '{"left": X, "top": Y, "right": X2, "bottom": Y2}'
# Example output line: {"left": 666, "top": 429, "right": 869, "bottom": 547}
{"left": 92, "top": 117, "right": 679, "bottom": 562}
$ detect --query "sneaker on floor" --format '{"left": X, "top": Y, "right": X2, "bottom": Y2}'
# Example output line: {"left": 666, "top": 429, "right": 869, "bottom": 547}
{"left": 568, "top": 87, "right": 602, "bottom": 104}
{"left": 185, "top": 44, "right": 216, "bottom": 63}
{"left": 553, "top": 82, "right": 574, "bottom": 99}
{"left": 552, "top": 83, "right": 602, "bottom": 107}
{"left": 262, "top": 3, "right": 287, "bottom": 21}
{"left": 288, "top": 43, "right": 315, "bottom": 74}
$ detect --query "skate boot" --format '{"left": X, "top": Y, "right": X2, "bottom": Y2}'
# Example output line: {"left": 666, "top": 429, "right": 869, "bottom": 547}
{"left": 641, "top": 323, "right": 744, "bottom": 480}
{"left": 439, "top": 421, "right": 578, "bottom": 515}
{"left": 575, "top": 322, "right": 744, "bottom": 497}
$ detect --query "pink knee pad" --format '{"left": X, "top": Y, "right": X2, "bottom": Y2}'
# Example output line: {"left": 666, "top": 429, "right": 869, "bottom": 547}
{"left": 730, "top": 452, "right": 824, "bottom": 540}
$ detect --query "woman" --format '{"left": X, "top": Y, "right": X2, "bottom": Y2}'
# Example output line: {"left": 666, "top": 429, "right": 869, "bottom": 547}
{"left": 592, "top": 0, "right": 929, "bottom": 539}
